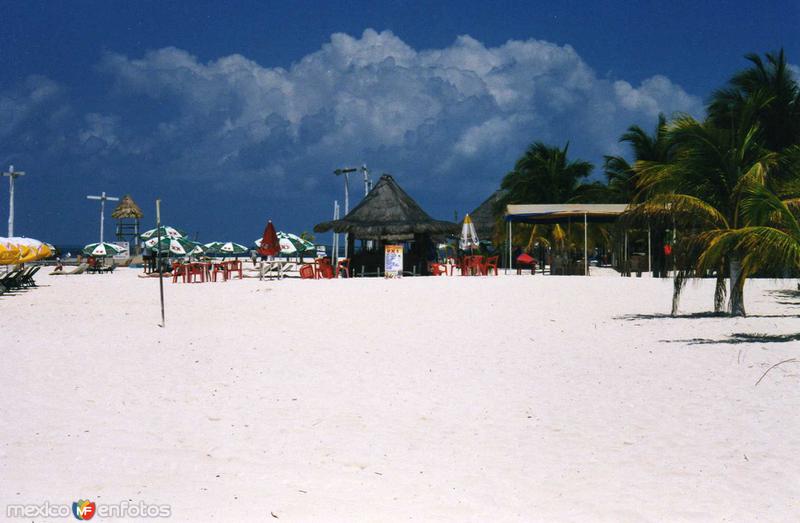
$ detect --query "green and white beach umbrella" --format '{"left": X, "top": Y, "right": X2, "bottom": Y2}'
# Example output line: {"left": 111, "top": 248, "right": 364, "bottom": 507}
{"left": 254, "top": 232, "right": 314, "bottom": 255}
{"left": 144, "top": 236, "right": 196, "bottom": 256}
{"left": 204, "top": 241, "right": 249, "bottom": 256}
{"left": 83, "top": 242, "right": 125, "bottom": 257}
{"left": 188, "top": 241, "right": 206, "bottom": 256}
{"left": 140, "top": 225, "right": 187, "bottom": 241}
{"left": 277, "top": 232, "right": 315, "bottom": 254}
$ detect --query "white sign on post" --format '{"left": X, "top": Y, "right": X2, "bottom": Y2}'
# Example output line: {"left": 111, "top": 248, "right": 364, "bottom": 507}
{"left": 384, "top": 244, "right": 403, "bottom": 278}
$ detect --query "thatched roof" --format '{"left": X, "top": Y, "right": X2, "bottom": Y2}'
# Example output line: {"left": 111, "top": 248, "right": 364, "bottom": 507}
{"left": 314, "top": 174, "right": 458, "bottom": 240}
{"left": 469, "top": 190, "right": 503, "bottom": 240}
{"left": 111, "top": 195, "right": 143, "bottom": 219}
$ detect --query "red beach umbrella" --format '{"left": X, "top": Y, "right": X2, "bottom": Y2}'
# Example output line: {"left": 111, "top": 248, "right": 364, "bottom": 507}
{"left": 258, "top": 220, "right": 280, "bottom": 256}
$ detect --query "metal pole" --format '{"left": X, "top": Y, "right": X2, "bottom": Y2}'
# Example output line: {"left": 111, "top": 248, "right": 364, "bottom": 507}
{"left": 584, "top": 212, "right": 588, "bottom": 276}
{"left": 362, "top": 164, "right": 370, "bottom": 196}
{"left": 624, "top": 230, "right": 628, "bottom": 276}
{"left": 334, "top": 167, "right": 357, "bottom": 259}
{"left": 3, "top": 165, "right": 26, "bottom": 237}
{"left": 647, "top": 224, "right": 652, "bottom": 274}
{"left": 332, "top": 200, "right": 340, "bottom": 265}
{"left": 156, "top": 199, "right": 165, "bottom": 327}
{"left": 344, "top": 173, "right": 349, "bottom": 259}
{"left": 506, "top": 220, "right": 512, "bottom": 274}
{"left": 8, "top": 174, "right": 13, "bottom": 237}
{"left": 100, "top": 194, "right": 105, "bottom": 243}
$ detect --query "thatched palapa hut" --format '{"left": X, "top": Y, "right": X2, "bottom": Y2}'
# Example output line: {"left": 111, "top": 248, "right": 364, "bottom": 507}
{"left": 315, "top": 174, "right": 457, "bottom": 274}
{"left": 112, "top": 195, "right": 143, "bottom": 254}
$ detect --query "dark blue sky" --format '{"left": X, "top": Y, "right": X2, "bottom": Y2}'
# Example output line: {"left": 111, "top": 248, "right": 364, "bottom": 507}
{"left": 1, "top": 0, "right": 798, "bottom": 245}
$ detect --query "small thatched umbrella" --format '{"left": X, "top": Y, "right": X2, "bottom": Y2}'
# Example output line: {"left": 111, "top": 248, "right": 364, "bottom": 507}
{"left": 314, "top": 174, "right": 457, "bottom": 240}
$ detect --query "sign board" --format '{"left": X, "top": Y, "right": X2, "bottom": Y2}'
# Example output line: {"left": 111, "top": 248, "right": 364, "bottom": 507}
{"left": 112, "top": 241, "right": 130, "bottom": 260}
{"left": 384, "top": 244, "right": 403, "bottom": 278}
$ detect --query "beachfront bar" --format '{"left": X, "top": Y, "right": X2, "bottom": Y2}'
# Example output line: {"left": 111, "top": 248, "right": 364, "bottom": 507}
{"left": 315, "top": 174, "right": 458, "bottom": 275}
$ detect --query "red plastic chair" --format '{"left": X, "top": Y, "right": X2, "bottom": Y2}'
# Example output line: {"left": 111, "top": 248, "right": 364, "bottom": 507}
{"left": 190, "top": 262, "right": 209, "bottom": 283}
{"left": 336, "top": 258, "right": 350, "bottom": 278}
{"left": 227, "top": 260, "right": 243, "bottom": 279}
{"left": 462, "top": 255, "right": 482, "bottom": 276}
{"left": 299, "top": 264, "right": 316, "bottom": 279}
{"left": 171, "top": 262, "right": 187, "bottom": 283}
{"left": 481, "top": 255, "right": 499, "bottom": 275}
{"left": 315, "top": 258, "right": 335, "bottom": 279}
{"left": 428, "top": 262, "right": 448, "bottom": 276}
{"left": 212, "top": 262, "right": 228, "bottom": 282}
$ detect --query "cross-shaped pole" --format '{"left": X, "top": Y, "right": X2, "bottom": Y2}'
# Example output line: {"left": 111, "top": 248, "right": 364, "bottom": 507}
{"left": 2, "top": 165, "right": 26, "bottom": 237}
{"left": 86, "top": 191, "right": 119, "bottom": 243}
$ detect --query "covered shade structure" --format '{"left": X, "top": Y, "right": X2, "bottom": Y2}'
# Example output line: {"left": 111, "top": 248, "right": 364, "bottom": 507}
{"left": 506, "top": 204, "right": 629, "bottom": 224}
{"left": 504, "top": 204, "right": 629, "bottom": 275}
{"left": 315, "top": 174, "right": 458, "bottom": 275}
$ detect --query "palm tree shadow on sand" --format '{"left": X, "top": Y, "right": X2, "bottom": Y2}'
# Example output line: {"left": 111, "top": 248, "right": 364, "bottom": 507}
{"left": 616, "top": 287, "right": 800, "bottom": 344}
{"left": 678, "top": 332, "right": 800, "bottom": 345}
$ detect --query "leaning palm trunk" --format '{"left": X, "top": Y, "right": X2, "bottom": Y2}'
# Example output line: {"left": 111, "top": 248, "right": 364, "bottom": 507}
{"left": 714, "top": 263, "right": 727, "bottom": 314}
{"left": 671, "top": 272, "right": 687, "bottom": 316}
{"left": 728, "top": 256, "right": 746, "bottom": 316}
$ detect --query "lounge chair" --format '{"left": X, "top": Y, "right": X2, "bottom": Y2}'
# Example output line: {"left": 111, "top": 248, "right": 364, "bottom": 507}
{"left": 50, "top": 263, "right": 89, "bottom": 275}
{"left": 20, "top": 266, "right": 41, "bottom": 287}
{"left": 1, "top": 269, "right": 27, "bottom": 291}
{"left": 0, "top": 269, "right": 22, "bottom": 293}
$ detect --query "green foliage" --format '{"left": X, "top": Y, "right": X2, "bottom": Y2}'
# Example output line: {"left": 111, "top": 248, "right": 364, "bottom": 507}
{"left": 498, "top": 142, "right": 593, "bottom": 206}
{"left": 708, "top": 49, "right": 800, "bottom": 152}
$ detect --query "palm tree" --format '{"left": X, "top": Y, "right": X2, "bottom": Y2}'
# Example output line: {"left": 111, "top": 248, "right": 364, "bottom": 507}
{"left": 581, "top": 115, "right": 674, "bottom": 276}
{"left": 496, "top": 142, "right": 594, "bottom": 266}
{"left": 709, "top": 49, "right": 800, "bottom": 153}
{"left": 632, "top": 110, "right": 781, "bottom": 316}
{"left": 698, "top": 182, "right": 800, "bottom": 285}
{"left": 498, "top": 142, "right": 593, "bottom": 205}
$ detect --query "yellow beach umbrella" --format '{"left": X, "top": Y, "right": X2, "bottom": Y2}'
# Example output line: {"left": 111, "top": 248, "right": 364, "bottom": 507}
{"left": 0, "top": 238, "right": 21, "bottom": 265}
{"left": 8, "top": 237, "right": 45, "bottom": 262}
{"left": 38, "top": 243, "right": 53, "bottom": 259}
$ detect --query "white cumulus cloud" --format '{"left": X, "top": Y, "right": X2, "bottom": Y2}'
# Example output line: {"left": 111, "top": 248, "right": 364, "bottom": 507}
{"left": 3, "top": 29, "right": 705, "bottom": 212}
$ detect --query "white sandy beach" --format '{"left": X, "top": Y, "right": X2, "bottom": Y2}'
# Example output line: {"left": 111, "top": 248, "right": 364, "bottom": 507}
{"left": 1, "top": 269, "right": 799, "bottom": 522}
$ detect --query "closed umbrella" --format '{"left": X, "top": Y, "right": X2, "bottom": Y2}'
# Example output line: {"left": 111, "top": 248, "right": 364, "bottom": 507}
{"left": 459, "top": 214, "right": 480, "bottom": 251}
{"left": 258, "top": 221, "right": 280, "bottom": 257}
